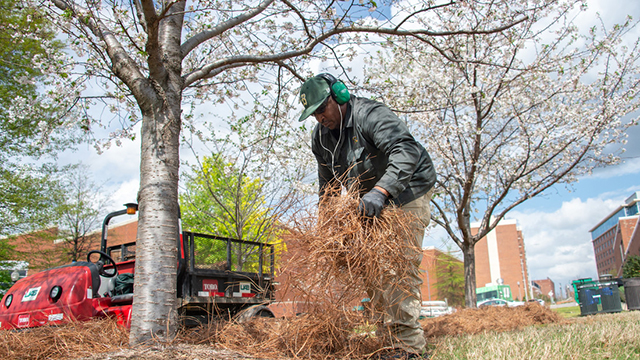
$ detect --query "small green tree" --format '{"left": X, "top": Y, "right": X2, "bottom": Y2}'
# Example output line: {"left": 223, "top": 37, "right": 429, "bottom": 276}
{"left": 3, "top": 165, "right": 106, "bottom": 271}
{"left": 0, "top": 241, "right": 16, "bottom": 293}
{"left": 623, "top": 255, "right": 640, "bottom": 279}
{"left": 434, "top": 250, "right": 465, "bottom": 307}
{"left": 0, "top": 164, "right": 62, "bottom": 237}
{"left": 180, "top": 154, "right": 280, "bottom": 272}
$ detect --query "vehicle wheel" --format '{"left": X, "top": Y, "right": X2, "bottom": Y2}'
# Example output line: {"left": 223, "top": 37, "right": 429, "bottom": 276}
{"left": 234, "top": 305, "right": 275, "bottom": 323}
{"left": 257, "top": 309, "right": 275, "bottom": 318}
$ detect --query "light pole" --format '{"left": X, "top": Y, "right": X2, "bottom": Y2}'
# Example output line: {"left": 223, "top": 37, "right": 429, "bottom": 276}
{"left": 423, "top": 268, "right": 431, "bottom": 301}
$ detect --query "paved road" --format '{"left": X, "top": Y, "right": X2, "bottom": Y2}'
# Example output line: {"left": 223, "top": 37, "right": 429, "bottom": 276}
{"left": 550, "top": 302, "right": 578, "bottom": 309}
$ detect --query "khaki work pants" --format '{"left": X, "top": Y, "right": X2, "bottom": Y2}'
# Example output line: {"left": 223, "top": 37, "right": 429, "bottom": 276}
{"left": 368, "top": 189, "right": 432, "bottom": 355}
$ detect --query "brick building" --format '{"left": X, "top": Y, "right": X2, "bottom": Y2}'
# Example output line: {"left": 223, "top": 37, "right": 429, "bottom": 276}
{"left": 472, "top": 219, "right": 532, "bottom": 301}
{"left": 6, "top": 218, "right": 138, "bottom": 274}
{"left": 531, "top": 277, "right": 555, "bottom": 300}
{"left": 7, "top": 227, "right": 66, "bottom": 273}
{"left": 589, "top": 192, "right": 640, "bottom": 278}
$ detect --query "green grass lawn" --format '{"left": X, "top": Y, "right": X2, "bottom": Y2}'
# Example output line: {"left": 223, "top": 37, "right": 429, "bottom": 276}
{"left": 430, "top": 310, "right": 640, "bottom": 359}
{"left": 553, "top": 305, "right": 581, "bottom": 318}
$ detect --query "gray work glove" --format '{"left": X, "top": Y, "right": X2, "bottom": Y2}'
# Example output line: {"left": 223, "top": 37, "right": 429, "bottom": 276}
{"left": 358, "top": 188, "right": 388, "bottom": 218}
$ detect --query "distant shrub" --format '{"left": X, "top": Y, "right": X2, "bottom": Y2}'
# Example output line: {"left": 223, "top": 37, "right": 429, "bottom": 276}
{"left": 623, "top": 255, "right": 640, "bottom": 278}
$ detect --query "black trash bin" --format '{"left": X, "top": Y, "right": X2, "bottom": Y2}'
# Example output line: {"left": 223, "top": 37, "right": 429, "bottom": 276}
{"left": 623, "top": 278, "right": 640, "bottom": 311}
{"left": 577, "top": 284, "right": 600, "bottom": 316}
{"left": 599, "top": 281, "right": 622, "bottom": 313}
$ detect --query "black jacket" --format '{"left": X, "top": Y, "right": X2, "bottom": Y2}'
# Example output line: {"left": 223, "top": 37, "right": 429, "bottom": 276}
{"left": 312, "top": 96, "right": 436, "bottom": 206}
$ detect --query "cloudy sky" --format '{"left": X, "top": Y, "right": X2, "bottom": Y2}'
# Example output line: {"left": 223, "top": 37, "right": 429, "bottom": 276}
{"left": 418, "top": 0, "right": 640, "bottom": 298}
{"left": 55, "top": 0, "right": 639, "bottom": 300}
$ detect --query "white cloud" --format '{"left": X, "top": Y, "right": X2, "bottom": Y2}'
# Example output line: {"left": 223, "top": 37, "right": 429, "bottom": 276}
{"left": 107, "top": 179, "right": 140, "bottom": 212}
{"left": 57, "top": 123, "right": 141, "bottom": 183}
{"left": 589, "top": 157, "right": 640, "bottom": 179}
{"left": 422, "top": 192, "right": 638, "bottom": 297}
{"left": 509, "top": 196, "right": 623, "bottom": 293}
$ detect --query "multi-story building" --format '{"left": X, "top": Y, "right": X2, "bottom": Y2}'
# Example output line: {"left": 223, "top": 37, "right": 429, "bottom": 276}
{"left": 472, "top": 218, "right": 532, "bottom": 301}
{"left": 589, "top": 192, "right": 640, "bottom": 278}
{"left": 531, "top": 277, "right": 555, "bottom": 301}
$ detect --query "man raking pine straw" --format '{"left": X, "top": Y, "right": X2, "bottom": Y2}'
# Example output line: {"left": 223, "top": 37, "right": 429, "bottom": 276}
{"left": 273, "top": 182, "right": 429, "bottom": 359}
{"left": 294, "top": 73, "right": 437, "bottom": 359}
{"left": 210, "top": 183, "right": 434, "bottom": 359}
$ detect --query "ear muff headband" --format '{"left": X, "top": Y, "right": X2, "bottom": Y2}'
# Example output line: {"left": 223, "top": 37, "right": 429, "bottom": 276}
{"left": 317, "top": 73, "right": 350, "bottom": 105}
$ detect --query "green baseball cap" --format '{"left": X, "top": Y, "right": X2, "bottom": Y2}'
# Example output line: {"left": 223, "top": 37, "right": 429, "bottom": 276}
{"left": 298, "top": 76, "right": 331, "bottom": 122}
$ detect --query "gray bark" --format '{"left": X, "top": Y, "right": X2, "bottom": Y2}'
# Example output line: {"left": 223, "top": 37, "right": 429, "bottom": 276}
{"left": 130, "top": 104, "right": 181, "bottom": 343}
{"left": 128, "top": 0, "right": 185, "bottom": 344}
{"left": 462, "top": 242, "right": 477, "bottom": 308}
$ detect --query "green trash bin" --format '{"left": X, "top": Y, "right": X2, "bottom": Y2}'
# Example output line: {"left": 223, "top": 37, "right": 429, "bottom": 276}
{"left": 577, "top": 284, "right": 600, "bottom": 316}
{"left": 599, "top": 281, "right": 622, "bottom": 313}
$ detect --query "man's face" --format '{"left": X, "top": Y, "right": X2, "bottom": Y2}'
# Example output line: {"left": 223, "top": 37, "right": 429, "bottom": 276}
{"left": 313, "top": 96, "right": 342, "bottom": 130}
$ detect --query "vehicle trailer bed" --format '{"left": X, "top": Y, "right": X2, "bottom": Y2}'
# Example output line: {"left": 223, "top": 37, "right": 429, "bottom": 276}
{"left": 107, "top": 231, "right": 276, "bottom": 324}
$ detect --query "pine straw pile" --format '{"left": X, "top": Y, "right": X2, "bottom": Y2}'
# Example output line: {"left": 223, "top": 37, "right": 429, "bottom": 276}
{"left": 277, "top": 184, "right": 422, "bottom": 309}
{"left": 202, "top": 184, "right": 425, "bottom": 359}
{"left": 179, "top": 313, "right": 382, "bottom": 359}
{"left": 180, "top": 303, "right": 564, "bottom": 359}
{"left": 0, "top": 318, "right": 129, "bottom": 360}
{"left": 420, "top": 302, "right": 564, "bottom": 338}
{"left": 0, "top": 305, "right": 565, "bottom": 359}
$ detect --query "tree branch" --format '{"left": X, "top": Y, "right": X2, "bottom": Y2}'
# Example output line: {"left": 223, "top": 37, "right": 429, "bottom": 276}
{"left": 393, "top": 1, "right": 456, "bottom": 31}
{"left": 51, "top": 0, "right": 154, "bottom": 103}
{"left": 181, "top": 0, "right": 276, "bottom": 57}
{"left": 182, "top": 15, "right": 530, "bottom": 88}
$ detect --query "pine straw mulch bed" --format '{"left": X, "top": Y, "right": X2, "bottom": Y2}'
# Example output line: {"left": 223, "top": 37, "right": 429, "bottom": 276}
{"left": 420, "top": 302, "right": 564, "bottom": 338}
{"left": 0, "top": 305, "right": 565, "bottom": 360}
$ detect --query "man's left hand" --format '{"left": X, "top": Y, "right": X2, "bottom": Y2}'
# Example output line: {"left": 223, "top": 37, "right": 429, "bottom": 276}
{"left": 358, "top": 188, "right": 388, "bottom": 217}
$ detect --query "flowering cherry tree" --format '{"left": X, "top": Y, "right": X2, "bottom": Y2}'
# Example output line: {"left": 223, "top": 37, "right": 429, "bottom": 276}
{"left": 39, "top": 0, "right": 538, "bottom": 343}
{"left": 364, "top": 0, "right": 640, "bottom": 306}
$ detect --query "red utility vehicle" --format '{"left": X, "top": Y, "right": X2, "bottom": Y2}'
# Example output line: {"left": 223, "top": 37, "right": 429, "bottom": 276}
{"left": 0, "top": 203, "right": 275, "bottom": 329}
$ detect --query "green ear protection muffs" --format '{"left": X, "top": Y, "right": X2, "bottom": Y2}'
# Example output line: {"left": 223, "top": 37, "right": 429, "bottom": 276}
{"left": 317, "top": 73, "right": 350, "bottom": 105}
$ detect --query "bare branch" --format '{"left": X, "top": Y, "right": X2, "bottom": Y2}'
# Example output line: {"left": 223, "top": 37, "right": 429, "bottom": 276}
{"left": 280, "top": 0, "right": 314, "bottom": 39}
{"left": 393, "top": 1, "right": 456, "bottom": 31}
{"left": 51, "top": 0, "right": 153, "bottom": 100}
{"left": 183, "top": 15, "right": 529, "bottom": 87}
{"left": 181, "top": 0, "right": 276, "bottom": 57}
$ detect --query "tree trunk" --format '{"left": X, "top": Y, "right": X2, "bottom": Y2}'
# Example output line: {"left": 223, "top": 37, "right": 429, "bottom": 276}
{"left": 130, "top": 96, "right": 182, "bottom": 344}
{"left": 462, "top": 242, "right": 477, "bottom": 308}
{"left": 126, "top": 0, "right": 185, "bottom": 344}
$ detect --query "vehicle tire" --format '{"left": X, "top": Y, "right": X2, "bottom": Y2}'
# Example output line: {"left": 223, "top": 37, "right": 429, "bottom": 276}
{"left": 234, "top": 305, "right": 275, "bottom": 323}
